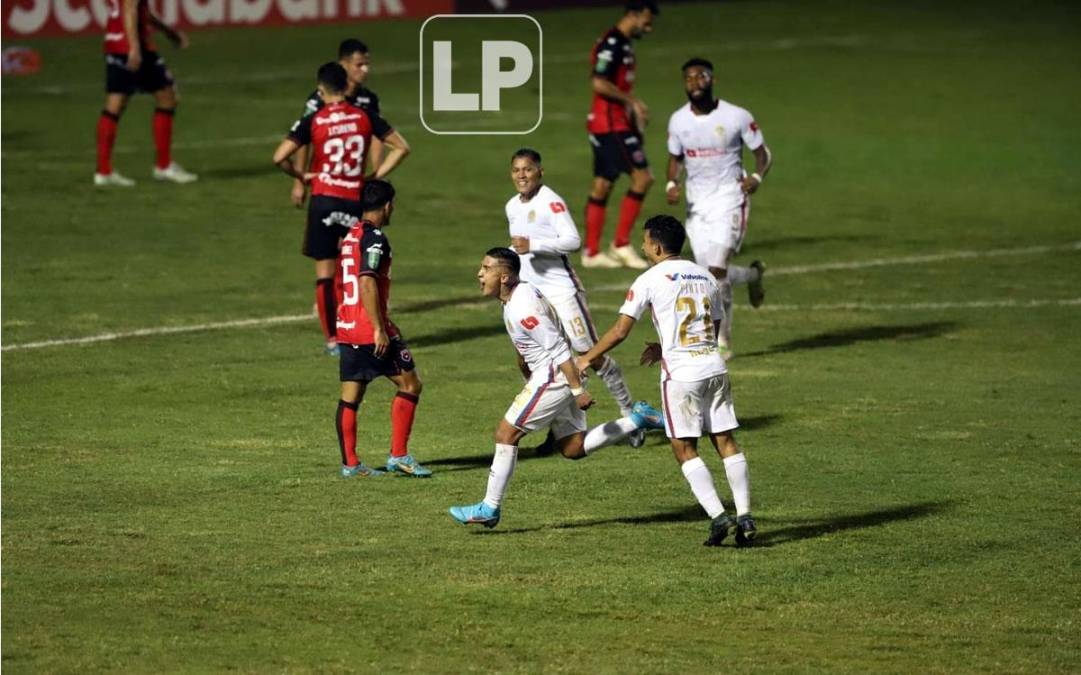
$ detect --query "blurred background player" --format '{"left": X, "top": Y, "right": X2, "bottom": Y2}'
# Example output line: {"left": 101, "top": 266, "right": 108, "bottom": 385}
{"left": 272, "top": 62, "right": 409, "bottom": 356}
{"left": 506, "top": 148, "right": 653, "bottom": 449}
{"left": 666, "top": 57, "right": 772, "bottom": 357}
{"left": 289, "top": 38, "right": 412, "bottom": 208}
{"left": 581, "top": 0, "right": 659, "bottom": 269}
{"left": 333, "top": 180, "right": 431, "bottom": 478}
{"left": 578, "top": 215, "right": 757, "bottom": 547}
{"left": 449, "top": 248, "right": 661, "bottom": 528}
{"left": 95, "top": 0, "right": 197, "bottom": 186}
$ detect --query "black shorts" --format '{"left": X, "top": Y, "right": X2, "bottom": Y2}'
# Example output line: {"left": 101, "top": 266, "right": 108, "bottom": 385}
{"left": 589, "top": 131, "right": 649, "bottom": 180}
{"left": 105, "top": 52, "right": 175, "bottom": 95}
{"left": 304, "top": 195, "right": 362, "bottom": 260}
{"left": 339, "top": 338, "right": 416, "bottom": 382}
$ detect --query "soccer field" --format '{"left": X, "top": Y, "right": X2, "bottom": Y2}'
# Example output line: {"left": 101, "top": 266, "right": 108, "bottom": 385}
{"left": 3, "top": 0, "right": 1080, "bottom": 671}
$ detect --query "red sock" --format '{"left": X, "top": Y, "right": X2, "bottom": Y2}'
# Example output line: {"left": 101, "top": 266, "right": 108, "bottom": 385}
{"left": 390, "top": 392, "right": 419, "bottom": 458}
{"left": 336, "top": 400, "right": 360, "bottom": 466}
{"left": 152, "top": 107, "right": 174, "bottom": 170}
{"left": 614, "top": 190, "right": 645, "bottom": 247}
{"left": 96, "top": 111, "right": 119, "bottom": 175}
{"left": 315, "top": 278, "right": 336, "bottom": 344}
{"left": 585, "top": 197, "right": 607, "bottom": 256}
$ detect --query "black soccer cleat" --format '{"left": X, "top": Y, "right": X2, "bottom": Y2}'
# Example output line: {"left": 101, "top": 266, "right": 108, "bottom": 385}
{"left": 735, "top": 514, "right": 758, "bottom": 547}
{"left": 748, "top": 260, "right": 766, "bottom": 309}
{"left": 704, "top": 513, "right": 736, "bottom": 547}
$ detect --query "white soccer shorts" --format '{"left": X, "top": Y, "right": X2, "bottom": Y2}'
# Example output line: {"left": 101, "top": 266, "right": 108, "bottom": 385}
{"left": 659, "top": 374, "right": 739, "bottom": 439}
{"left": 546, "top": 290, "right": 600, "bottom": 355}
{"left": 685, "top": 195, "right": 750, "bottom": 269}
{"left": 504, "top": 377, "right": 587, "bottom": 439}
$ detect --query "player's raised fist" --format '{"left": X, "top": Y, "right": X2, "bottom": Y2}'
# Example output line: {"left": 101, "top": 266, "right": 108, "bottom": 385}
{"left": 575, "top": 391, "right": 595, "bottom": 411}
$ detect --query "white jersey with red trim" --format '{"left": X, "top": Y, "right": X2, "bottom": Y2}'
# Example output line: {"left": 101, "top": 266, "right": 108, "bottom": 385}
{"left": 666, "top": 99, "right": 764, "bottom": 208}
{"left": 506, "top": 185, "right": 583, "bottom": 296}
{"left": 503, "top": 281, "right": 574, "bottom": 386}
{"left": 619, "top": 258, "right": 726, "bottom": 383}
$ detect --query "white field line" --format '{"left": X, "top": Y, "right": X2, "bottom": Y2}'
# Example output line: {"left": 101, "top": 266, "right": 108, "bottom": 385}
{"left": 594, "top": 241, "right": 1081, "bottom": 291}
{"left": 4, "top": 243, "right": 1080, "bottom": 353}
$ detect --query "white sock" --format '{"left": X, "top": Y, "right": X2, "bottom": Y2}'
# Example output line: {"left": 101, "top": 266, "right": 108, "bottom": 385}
{"left": 717, "top": 277, "right": 734, "bottom": 348}
{"left": 583, "top": 416, "right": 639, "bottom": 455}
{"left": 680, "top": 456, "right": 725, "bottom": 519}
{"left": 723, "top": 452, "right": 751, "bottom": 516}
{"left": 596, "top": 356, "right": 634, "bottom": 413}
{"left": 727, "top": 265, "right": 758, "bottom": 286}
{"left": 482, "top": 443, "right": 518, "bottom": 509}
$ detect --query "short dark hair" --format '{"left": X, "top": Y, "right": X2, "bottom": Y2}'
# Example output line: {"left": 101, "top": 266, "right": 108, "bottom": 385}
{"left": 644, "top": 215, "right": 685, "bottom": 254}
{"left": 338, "top": 38, "right": 369, "bottom": 59}
{"left": 485, "top": 247, "right": 521, "bottom": 275}
{"left": 316, "top": 62, "right": 348, "bottom": 94}
{"left": 681, "top": 57, "right": 713, "bottom": 73}
{"left": 511, "top": 148, "right": 542, "bottom": 165}
{"left": 361, "top": 179, "right": 395, "bottom": 211}
{"left": 625, "top": 0, "right": 659, "bottom": 15}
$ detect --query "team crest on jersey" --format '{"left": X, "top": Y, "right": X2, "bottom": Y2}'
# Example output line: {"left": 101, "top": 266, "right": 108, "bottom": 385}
{"left": 632, "top": 150, "right": 645, "bottom": 163}
{"left": 715, "top": 125, "right": 726, "bottom": 138}
{"left": 366, "top": 243, "right": 383, "bottom": 269}
{"left": 528, "top": 210, "right": 536, "bottom": 222}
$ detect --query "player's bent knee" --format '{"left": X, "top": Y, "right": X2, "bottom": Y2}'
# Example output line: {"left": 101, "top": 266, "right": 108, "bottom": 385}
{"left": 558, "top": 435, "right": 586, "bottom": 460}
{"left": 709, "top": 267, "right": 728, "bottom": 280}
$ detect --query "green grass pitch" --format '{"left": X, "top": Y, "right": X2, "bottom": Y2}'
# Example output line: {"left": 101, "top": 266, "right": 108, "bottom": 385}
{"left": 2, "top": 0, "right": 1080, "bottom": 671}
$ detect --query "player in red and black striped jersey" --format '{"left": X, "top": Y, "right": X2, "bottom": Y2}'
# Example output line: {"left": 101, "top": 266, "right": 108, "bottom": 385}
{"left": 95, "top": 0, "right": 196, "bottom": 186}
{"left": 333, "top": 180, "right": 431, "bottom": 478}
{"left": 289, "top": 38, "right": 412, "bottom": 208}
{"left": 273, "top": 62, "right": 410, "bottom": 355}
{"left": 581, "top": 0, "right": 659, "bottom": 270}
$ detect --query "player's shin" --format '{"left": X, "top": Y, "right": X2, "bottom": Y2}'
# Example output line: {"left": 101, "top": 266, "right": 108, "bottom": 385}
{"left": 315, "top": 278, "right": 337, "bottom": 346}
{"left": 596, "top": 356, "right": 634, "bottom": 414}
{"left": 583, "top": 417, "right": 640, "bottom": 455}
{"left": 483, "top": 444, "right": 518, "bottom": 509}
{"left": 584, "top": 197, "right": 608, "bottom": 255}
{"left": 390, "top": 392, "right": 419, "bottom": 458}
{"left": 336, "top": 400, "right": 360, "bottom": 466}
{"left": 152, "top": 108, "right": 175, "bottom": 170}
{"left": 722, "top": 453, "right": 751, "bottom": 516}
{"left": 614, "top": 190, "right": 646, "bottom": 247}
{"left": 680, "top": 456, "right": 726, "bottom": 519}
{"left": 96, "top": 111, "right": 120, "bottom": 175}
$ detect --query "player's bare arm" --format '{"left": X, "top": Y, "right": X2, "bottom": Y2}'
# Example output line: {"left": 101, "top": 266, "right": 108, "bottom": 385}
{"left": 556, "top": 358, "right": 595, "bottom": 411}
{"left": 516, "top": 354, "right": 532, "bottom": 380}
{"left": 272, "top": 139, "right": 309, "bottom": 181}
{"left": 576, "top": 314, "right": 637, "bottom": 372}
{"left": 592, "top": 76, "right": 648, "bottom": 128}
{"left": 290, "top": 145, "right": 309, "bottom": 207}
{"left": 148, "top": 13, "right": 187, "bottom": 48}
{"left": 372, "top": 131, "right": 410, "bottom": 179}
{"left": 640, "top": 342, "right": 662, "bottom": 366}
{"left": 741, "top": 144, "right": 773, "bottom": 195}
{"left": 510, "top": 236, "right": 530, "bottom": 254}
{"left": 123, "top": 0, "right": 141, "bottom": 70}
{"left": 359, "top": 276, "right": 389, "bottom": 357}
{"left": 666, "top": 154, "right": 684, "bottom": 204}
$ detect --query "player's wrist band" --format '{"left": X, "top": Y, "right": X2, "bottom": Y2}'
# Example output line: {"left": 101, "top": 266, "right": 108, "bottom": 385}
{"left": 751, "top": 172, "right": 763, "bottom": 184}
{"left": 571, "top": 386, "right": 585, "bottom": 396}
{"left": 665, "top": 180, "right": 678, "bottom": 192}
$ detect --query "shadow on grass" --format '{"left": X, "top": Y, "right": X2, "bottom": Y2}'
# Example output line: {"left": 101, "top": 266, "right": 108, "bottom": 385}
{"left": 481, "top": 505, "right": 705, "bottom": 535}
{"left": 409, "top": 323, "right": 505, "bottom": 348}
{"left": 745, "top": 233, "right": 877, "bottom": 253}
{"left": 195, "top": 164, "right": 280, "bottom": 180}
{"left": 398, "top": 295, "right": 484, "bottom": 314}
{"left": 742, "top": 322, "right": 958, "bottom": 358}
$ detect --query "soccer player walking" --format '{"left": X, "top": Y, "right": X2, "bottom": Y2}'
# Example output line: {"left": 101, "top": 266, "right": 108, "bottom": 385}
{"left": 273, "top": 62, "right": 409, "bottom": 355}
{"left": 506, "top": 148, "right": 656, "bottom": 448}
{"left": 581, "top": 0, "right": 659, "bottom": 269}
{"left": 665, "top": 57, "right": 772, "bottom": 356}
{"left": 94, "top": 0, "right": 197, "bottom": 186}
{"left": 448, "top": 248, "right": 661, "bottom": 528}
{"left": 578, "top": 216, "right": 757, "bottom": 546}
{"left": 332, "top": 180, "right": 431, "bottom": 478}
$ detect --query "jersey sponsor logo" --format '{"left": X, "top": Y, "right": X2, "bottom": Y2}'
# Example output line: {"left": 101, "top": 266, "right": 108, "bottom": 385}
{"left": 322, "top": 211, "right": 358, "bottom": 228}
{"left": 685, "top": 148, "right": 726, "bottom": 158}
{"left": 664, "top": 272, "right": 711, "bottom": 282}
{"left": 549, "top": 202, "right": 566, "bottom": 214}
{"left": 520, "top": 316, "right": 540, "bottom": 330}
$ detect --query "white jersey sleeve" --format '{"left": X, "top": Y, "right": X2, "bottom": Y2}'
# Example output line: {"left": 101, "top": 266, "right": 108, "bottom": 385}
{"left": 529, "top": 192, "right": 581, "bottom": 255}
{"left": 666, "top": 111, "right": 684, "bottom": 157}
{"left": 619, "top": 273, "right": 653, "bottom": 320}
{"left": 505, "top": 283, "right": 573, "bottom": 381}
{"left": 739, "top": 108, "right": 764, "bottom": 151}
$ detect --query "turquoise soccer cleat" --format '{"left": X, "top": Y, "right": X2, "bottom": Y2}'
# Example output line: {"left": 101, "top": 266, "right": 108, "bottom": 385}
{"left": 340, "top": 463, "right": 385, "bottom": 478}
{"left": 448, "top": 501, "right": 501, "bottom": 529}
{"left": 630, "top": 401, "right": 665, "bottom": 430}
{"left": 386, "top": 453, "right": 433, "bottom": 478}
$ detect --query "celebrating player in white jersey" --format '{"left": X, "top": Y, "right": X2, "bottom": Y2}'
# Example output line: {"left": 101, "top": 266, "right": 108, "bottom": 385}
{"left": 448, "top": 248, "right": 662, "bottom": 530}
{"left": 578, "top": 216, "right": 757, "bottom": 547}
{"left": 665, "top": 57, "right": 773, "bottom": 357}
{"left": 506, "top": 148, "right": 653, "bottom": 449}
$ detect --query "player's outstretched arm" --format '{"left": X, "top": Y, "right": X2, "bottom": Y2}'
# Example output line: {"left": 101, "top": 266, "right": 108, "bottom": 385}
{"left": 556, "top": 358, "right": 594, "bottom": 411}
{"left": 149, "top": 13, "right": 188, "bottom": 48}
{"left": 665, "top": 154, "right": 684, "bottom": 205}
{"left": 741, "top": 144, "right": 772, "bottom": 195}
{"left": 272, "top": 139, "right": 307, "bottom": 181}
{"left": 372, "top": 131, "right": 410, "bottom": 179}
{"left": 576, "top": 314, "right": 636, "bottom": 372}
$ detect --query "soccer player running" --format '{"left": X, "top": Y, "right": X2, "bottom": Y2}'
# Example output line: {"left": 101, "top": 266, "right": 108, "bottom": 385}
{"left": 95, "top": 0, "right": 197, "bottom": 186}
{"left": 581, "top": 0, "right": 659, "bottom": 270}
{"left": 665, "top": 57, "right": 772, "bottom": 357}
{"left": 577, "top": 216, "right": 757, "bottom": 547}
{"left": 272, "top": 62, "right": 409, "bottom": 356}
{"left": 448, "top": 248, "right": 662, "bottom": 528}
{"left": 506, "top": 148, "right": 659, "bottom": 449}
{"left": 289, "top": 38, "right": 411, "bottom": 208}
{"left": 332, "top": 180, "right": 431, "bottom": 478}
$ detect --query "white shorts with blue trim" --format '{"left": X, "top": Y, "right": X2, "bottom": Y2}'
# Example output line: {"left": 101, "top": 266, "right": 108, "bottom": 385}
{"left": 504, "top": 376, "right": 587, "bottom": 439}
{"left": 659, "top": 374, "right": 739, "bottom": 439}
